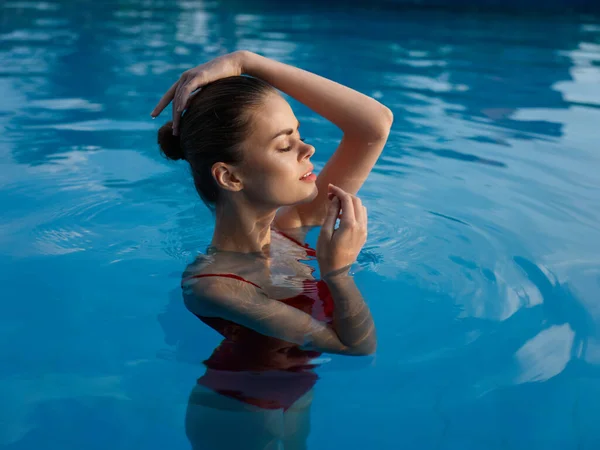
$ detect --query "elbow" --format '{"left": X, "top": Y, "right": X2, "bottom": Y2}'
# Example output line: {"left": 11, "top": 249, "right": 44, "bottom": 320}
{"left": 344, "top": 106, "right": 393, "bottom": 142}
{"left": 382, "top": 106, "right": 394, "bottom": 128}
{"left": 370, "top": 107, "right": 394, "bottom": 141}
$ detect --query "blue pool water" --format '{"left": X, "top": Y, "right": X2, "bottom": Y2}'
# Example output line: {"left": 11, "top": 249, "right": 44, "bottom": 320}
{"left": 2, "top": 1, "right": 600, "bottom": 449}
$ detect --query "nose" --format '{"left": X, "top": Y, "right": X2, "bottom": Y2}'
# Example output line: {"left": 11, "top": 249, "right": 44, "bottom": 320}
{"left": 300, "top": 142, "right": 315, "bottom": 161}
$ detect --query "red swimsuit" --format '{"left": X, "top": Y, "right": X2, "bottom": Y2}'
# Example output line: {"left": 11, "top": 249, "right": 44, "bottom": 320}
{"left": 181, "top": 229, "right": 335, "bottom": 411}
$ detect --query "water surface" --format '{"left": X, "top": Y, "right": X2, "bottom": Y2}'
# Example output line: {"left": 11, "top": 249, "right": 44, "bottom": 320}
{"left": 1, "top": 1, "right": 600, "bottom": 449}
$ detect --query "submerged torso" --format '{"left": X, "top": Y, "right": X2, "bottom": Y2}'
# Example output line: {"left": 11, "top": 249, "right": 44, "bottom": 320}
{"left": 181, "top": 226, "right": 334, "bottom": 410}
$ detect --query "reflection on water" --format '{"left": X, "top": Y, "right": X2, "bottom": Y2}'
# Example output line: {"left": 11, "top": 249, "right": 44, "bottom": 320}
{"left": 1, "top": 0, "right": 600, "bottom": 448}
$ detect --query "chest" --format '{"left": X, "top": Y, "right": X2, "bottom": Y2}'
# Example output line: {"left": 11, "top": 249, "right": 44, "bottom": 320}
{"left": 193, "top": 231, "right": 318, "bottom": 300}
{"left": 256, "top": 236, "right": 317, "bottom": 300}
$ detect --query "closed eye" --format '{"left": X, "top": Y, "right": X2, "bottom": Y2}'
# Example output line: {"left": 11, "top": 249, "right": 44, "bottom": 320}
{"left": 279, "top": 137, "right": 306, "bottom": 152}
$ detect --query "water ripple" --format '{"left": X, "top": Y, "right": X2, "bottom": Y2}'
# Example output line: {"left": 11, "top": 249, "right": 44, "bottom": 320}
{"left": 1, "top": 3, "right": 600, "bottom": 447}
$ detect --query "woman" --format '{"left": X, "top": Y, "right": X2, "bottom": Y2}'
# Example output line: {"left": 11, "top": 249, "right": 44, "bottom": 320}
{"left": 151, "top": 50, "right": 393, "bottom": 450}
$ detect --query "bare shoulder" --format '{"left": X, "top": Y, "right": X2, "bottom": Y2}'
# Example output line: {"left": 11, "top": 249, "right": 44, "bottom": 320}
{"left": 181, "top": 252, "right": 266, "bottom": 315}
{"left": 182, "top": 252, "right": 230, "bottom": 280}
{"left": 274, "top": 207, "right": 320, "bottom": 244}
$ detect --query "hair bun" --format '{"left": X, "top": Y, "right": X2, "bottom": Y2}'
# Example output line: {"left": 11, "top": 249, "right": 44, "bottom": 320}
{"left": 158, "top": 121, "right": 185, "bottom": 161}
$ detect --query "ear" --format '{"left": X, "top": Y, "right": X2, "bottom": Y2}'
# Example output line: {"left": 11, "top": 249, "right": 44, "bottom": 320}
{"left": 212, "top": 162, "right": 244, "bottom": 192}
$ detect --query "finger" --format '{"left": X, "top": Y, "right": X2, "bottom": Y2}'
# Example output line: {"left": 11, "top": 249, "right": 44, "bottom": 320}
{"left": 319, "top": 197, "right": 341, "bottom": 240}
{"left": 172, "top": 76, "right": 191, "bottom": 135}
{"left": 172, "top": 104, "right": 181, "bottom": 136}
{"left": 327, "top": 184, "right": 352, "bottom": 221}
{"left": 328, "top": 183, "right": 346, "bottom": 195}
{"left": 362, "top": 206, "right": 368, "bottom": 240}
{"left": 172, "top": 93, "right": 182, "bottom": 135}
{"left": 182, "top": 91, "right": 197, "bottom": 113}
{"left": 328, "top": 185, "right": 355, "bottom": 221}
{"left": 328, "top": 184, "right": 354, "bottom": 200}
{"left": 352, "top": 196, "right": 364, "bottom": 224}
{"left": 179, "top": 77, "right": 205, "bottom": 111}
{"left": 174, "top": 76, "right": 189, "bottom": 113}
{"left": 151, "top": 81, "right": 178, "bottom": 117}
{"left": 173, "top": 73, "right": 189, "bottom": 114}
{"left": 335, "top": 191, "right": 355, "bottom": 228}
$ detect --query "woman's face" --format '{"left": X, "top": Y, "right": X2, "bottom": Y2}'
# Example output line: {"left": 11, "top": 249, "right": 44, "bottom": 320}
{"left": 238, "top": 93, "right": 318, "bottom": 207}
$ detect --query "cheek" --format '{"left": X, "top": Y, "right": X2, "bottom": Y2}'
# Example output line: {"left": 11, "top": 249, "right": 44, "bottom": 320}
{"left": 255, "top": 157, "right": 296, "bottom": 184}
{"left": 248, "top": 159, "right": 301, "bottom": 198}
{"left": 262, "top": 166, "right": 297, "bottom": 192}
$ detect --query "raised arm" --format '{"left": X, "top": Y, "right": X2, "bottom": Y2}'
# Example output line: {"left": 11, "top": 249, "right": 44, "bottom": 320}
{"left": 241, "top": 51, "right": 392, "bottom": 141}
{"left": 150, "top": 51, "right": 393, "bottom": 230}
{"left": 184, "top": 273, "right": 376, "bottom": 356}
{"left": 241, "top": 51, "right": 393, "bottom": 228}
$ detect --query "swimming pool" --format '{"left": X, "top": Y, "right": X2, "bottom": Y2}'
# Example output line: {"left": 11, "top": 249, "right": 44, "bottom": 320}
{"left": 1, "top": 1, "right": 600, "bottom": 449}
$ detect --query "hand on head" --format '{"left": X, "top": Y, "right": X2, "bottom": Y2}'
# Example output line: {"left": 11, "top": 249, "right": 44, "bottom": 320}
{"left": 150, "top": 51, "right": 246, "bottom": 135}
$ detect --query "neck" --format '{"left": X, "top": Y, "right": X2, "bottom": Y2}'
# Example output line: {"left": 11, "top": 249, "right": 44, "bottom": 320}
{"left": 211, "top": 196, "right": 278, "bottom": 255}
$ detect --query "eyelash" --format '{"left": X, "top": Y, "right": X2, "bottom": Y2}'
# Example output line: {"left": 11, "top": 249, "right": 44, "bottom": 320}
{"left": 280, "top": 138, "right": 306, "bottom": 152}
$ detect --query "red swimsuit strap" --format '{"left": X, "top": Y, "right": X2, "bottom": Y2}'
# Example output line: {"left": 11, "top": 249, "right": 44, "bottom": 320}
{"left": 272, "top": 228, "right": 303, "bottom": 246}
{"left": 181, "top": 273, "right": 265, "bottom": 291}
{"left": 181, "top": 229, "right": 313, "bottom": 288}
{"left": 272, "top": 228, "right": 316, "bottom": 256}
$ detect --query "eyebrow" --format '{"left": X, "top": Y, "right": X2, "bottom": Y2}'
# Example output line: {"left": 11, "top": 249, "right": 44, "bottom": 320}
{"left": 271, "top": 121, "right": 300, "bottom": 141}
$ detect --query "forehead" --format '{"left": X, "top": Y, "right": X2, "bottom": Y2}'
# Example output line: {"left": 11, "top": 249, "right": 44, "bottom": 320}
{"left": 248, "top": 94, "right": 297, "bottom": 142}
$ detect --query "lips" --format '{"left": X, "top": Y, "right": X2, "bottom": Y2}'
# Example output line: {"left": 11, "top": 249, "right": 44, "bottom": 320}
{"left": 299, "top": 165, "right": 314, "bottom": 180}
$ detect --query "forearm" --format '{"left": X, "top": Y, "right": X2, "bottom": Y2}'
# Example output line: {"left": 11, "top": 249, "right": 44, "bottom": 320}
{"left": 323, "top": 270, "right": 377, "bottom": 355}
{"left": 240, "top": 50, "right": 392, "bottom": 140}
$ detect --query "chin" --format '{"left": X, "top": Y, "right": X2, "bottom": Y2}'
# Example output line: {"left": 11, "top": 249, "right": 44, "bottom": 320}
{"left": 277, "top": 185, "right": 318, "bottom": 207}
{"left": 298, "top": 186, "right": 319, "bottom": 204}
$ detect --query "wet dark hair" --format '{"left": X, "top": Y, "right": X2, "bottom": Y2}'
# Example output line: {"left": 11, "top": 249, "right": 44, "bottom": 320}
{"left": 157, "top": 75, "right": 277, "bottom": 213}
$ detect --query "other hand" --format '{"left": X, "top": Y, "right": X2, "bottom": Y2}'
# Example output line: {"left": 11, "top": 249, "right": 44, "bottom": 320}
{"left": 316, "top": 184, "right": 368, "bottom": 278}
